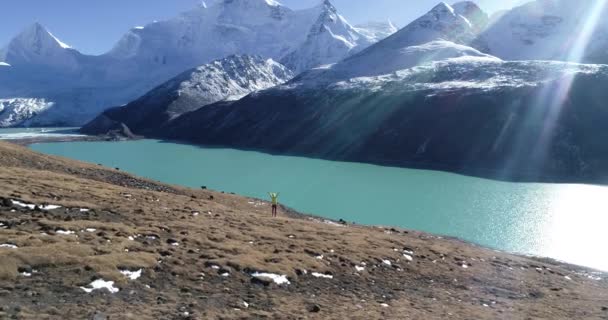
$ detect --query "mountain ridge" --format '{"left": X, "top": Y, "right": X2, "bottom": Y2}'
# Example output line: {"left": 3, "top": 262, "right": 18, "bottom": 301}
{"left": 0, "top": 0, "right": 387, "bottom": 127}
{"left": 81, "top": 54, "right": 293, "bottom": 135}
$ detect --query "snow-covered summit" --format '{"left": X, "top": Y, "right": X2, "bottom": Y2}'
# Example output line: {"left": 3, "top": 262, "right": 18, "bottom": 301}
{"left": 380, "top": 2, "right": 481, "bottom": 49}
{"left": 279, "top": 0, "right": 376, "bottom": 72}
{"left": 0, "top": 23, "right": 79, "bottom": 70}
{"left": 105, "top": 0, "right": 374, "bottom": 75}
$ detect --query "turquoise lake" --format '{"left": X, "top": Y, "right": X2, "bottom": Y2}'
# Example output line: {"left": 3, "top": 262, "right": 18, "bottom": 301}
{"left": 24, "top": 138, "right": 608, "bottom": 272}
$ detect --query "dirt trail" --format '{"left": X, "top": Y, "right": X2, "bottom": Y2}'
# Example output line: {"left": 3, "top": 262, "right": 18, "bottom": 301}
{"left": 0, "top": 141, "right": 606, "bottom": 319}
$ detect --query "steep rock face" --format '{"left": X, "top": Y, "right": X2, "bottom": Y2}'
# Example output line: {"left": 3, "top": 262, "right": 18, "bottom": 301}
{"left": 81, "top": 55, "right": 293, "bottom": 135}
{"left": 0, "top": 98, "right": 55, "bottom": 127}
{"left": 473, "top": 0, "right": 608, "bottom": 63}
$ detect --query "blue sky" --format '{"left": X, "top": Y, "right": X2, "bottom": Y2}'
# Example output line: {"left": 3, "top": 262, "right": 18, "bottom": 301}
{"left": 0, "top": 0, "right": 522, "bottom": 55}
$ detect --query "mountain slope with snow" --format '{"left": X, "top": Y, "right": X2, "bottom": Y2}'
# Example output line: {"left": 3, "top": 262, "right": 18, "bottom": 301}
{"left": 160, "top": 57, "right": 608, "bottom": 183}
{"left": 474, "top": 0, "right": 608, "bottom": 63}
{"left": 279, "top": 0, "right": 375, "bottom": 72}
{"left": 0, "top": 98, "right": 55, "bottom": 127}
{"left": 81, "top": 55, "right": 293, "bottom": 135}
{"left": 104, "top": 0, "right": 374, "bottom": 77}
{"left": 292, "top": 3, "right": 494, "bottom": 83}
{"left": 0, "top": 0, "right": 376, "bottom": 127}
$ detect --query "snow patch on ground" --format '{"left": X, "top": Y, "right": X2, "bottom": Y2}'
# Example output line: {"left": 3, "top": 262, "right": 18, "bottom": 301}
{"left": 251, "top": 272, "right": 290, "bottom": 285}
{"left": 120, "top": 269, "right": 142, "bottom": 280}
{"left": 311, "top": 272, "right": 333, "bottom": 279}
{"left": 0, "top": 244, "right": 18, "bottom": 249}
{"left": 55, "top": 229, "right": 75, "bottom": 235}
{"left": 10, "top": 200, "right": 61, "bottom": 211}
{"left": 322, "top": 220, "right": 345, "bottom": 227}
{"left": 80, "top": 279, "right": 120, "bottom": 293}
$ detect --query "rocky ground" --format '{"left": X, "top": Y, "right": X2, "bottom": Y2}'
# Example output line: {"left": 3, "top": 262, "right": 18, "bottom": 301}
{"left": 0, "top": 141, "right": 606, "bottom": 319}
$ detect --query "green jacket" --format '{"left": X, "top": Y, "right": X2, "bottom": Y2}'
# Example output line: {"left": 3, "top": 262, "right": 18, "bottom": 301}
{"left": 269, "top": 192, "right": 280, "bottom": 205}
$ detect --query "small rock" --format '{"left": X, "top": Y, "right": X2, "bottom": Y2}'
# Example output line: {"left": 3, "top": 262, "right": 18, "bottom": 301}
{"left": 17, "top": 266, "right": 32, "bottom": 274}
{"left": 1, "top": 198, "right": 11, "bottom": 207}
{"left": 307, "top": 304, "right": 321, "bottom": 313}
{"left": 602, "top": 306, "right": 608, "bottom": 311}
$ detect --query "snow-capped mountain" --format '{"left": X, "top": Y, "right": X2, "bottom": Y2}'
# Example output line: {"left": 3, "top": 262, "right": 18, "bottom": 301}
{"left": 294, "top": 2, "right": 493, "bottom": 82}
{"left": 354, "top": 21, "right": 399, "bottom": 43}
{"left": 474, "top": 0, "right": 608, "bottom": 63}
{"left": 159, "top": 56, "right": 608, "bottom": 182}
{"left": 0, "top": 0, "right": 378, "bottom": 127}
{"left": 0, "top": 23, "right": 81, "bottom": 72}
{"left": 81, "top": 55, "right": 293, "bottom": 135}
{"left": 77, "top": 1, "right": 608, "bottom": 182}
{"left": 279, "top": 0, "right": 375, "bottom": 72}
{"left": 104, "top": 0, "right": 375, "bottom": 78}
{"left": 383, "top": 2, "right": 483, "bottom": 48}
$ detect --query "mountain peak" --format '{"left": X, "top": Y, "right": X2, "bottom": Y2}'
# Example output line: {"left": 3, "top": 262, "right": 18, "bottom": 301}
{"left": 319, "top": 0, "right": 337, "bottom": 11}
{"left": 378, "top": 1, "right": 474, "bottom": 49}
{"left": 12, "top": 22, "right": 72, "bottom": 51}
{"left": 2, "top": 22, "right": 78, "bottom": 68}
{"left": 429, "top": 2, "right": 455, "bottom": 14}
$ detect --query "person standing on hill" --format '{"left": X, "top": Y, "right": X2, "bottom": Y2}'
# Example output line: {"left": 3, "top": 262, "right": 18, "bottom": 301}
{"left": 269, "top": 192, "right": 280, "bottom": 217}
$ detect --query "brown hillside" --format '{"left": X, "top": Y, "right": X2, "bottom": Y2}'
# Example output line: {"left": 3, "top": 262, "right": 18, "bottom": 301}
{"left": 0, "top": 141, "right": 606, "bottom": 319}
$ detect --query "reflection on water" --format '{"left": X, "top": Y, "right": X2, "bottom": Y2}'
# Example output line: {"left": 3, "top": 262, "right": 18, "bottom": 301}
{"left": 28, "top": 138, "right": 608, "bottom": 271}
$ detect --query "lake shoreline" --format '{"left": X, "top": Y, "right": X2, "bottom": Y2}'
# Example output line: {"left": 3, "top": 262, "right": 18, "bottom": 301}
{"left": 3, "top": 126, "right": 606, "bottom": 186}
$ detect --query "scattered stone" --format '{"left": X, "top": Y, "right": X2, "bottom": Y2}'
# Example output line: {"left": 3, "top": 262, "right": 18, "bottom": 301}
{"left": 307, "top": 304, "right": 321, "bottom": 313}
{"left": 92, "top": 311, "right": 108, "bottom": 320}
{"left": 1, "top": 198, "right": 11, "bottom": 207}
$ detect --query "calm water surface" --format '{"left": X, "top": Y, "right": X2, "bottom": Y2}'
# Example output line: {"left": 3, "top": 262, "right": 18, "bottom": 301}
{"left": 26, "top": 138, "right": 608, "bottom": 271}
